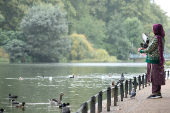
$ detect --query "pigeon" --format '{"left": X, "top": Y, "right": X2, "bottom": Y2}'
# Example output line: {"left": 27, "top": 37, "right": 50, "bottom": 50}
{"left": 130, "top": 88, "right": 136, "bottom": 99}
{"left": 119, "top": 73, "right": 124, "bottom": 83}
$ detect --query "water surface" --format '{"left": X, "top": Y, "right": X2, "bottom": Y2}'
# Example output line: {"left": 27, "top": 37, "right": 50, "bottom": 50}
{"left": 0, "top": 63, "right": 155, "bottom": 112}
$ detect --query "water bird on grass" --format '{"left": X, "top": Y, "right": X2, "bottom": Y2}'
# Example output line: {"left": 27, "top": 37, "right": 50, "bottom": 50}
{"left": 12, "top": 99, "right": 19, "bottom": 104}
{"left": 49, "top": 93, "right": 66, "bottom": 105}
{"left": 9, "top": 94, "right": 18, "bottom": 98}
{"left": 0, "top": 109, "right": 4, "bottom": 113}
{"left": 130, "top": 88, "right": 136, "bottom": 99}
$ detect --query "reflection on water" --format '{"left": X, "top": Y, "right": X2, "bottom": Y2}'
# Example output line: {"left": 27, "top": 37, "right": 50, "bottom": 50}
{"left": 0, "top": 63, "right": 157, "bottom": 113}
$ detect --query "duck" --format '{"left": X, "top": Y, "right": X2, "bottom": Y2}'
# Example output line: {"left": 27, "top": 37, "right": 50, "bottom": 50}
{"left": 12, "top": 99, "right": 19, "bottom": 104}
{"left": 49, "top": 77, "right": 52, "bottom": 81}
{"left": 15, "top": 102, "right": 25, "bottom": 108}
{"left": 60, "top": 103, "right": 70, "bottom": 113}
{"left": 9, "top": 94, "right": 18, "bottom": 98}
{"left": 59, "top": 103, "right": 70, "bottom": 109}
{"left": 70, "top": 73, "right": 74, "bottom": 78}
{"left": 19, "top": 77, "right": 23, "bottom": 80}
{"left": 49, "top": 93, "right": 66, "bottom": 105}
{"left": 0, "top": 109, "right": 4, "bottom": 113}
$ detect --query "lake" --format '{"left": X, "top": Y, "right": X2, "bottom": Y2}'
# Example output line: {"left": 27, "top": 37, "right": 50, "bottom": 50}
{"left": 0, "top": 63, "right": 167, "bottom": 113}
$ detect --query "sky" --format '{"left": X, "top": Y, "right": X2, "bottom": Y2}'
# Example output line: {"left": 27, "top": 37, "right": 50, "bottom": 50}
{"left": 154, "top": 0, "right": 170, "bottom": 17}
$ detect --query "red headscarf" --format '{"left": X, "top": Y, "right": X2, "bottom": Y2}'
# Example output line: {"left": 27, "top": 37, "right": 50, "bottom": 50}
{"left": 153, "top": 24, "right": 165, "bottom": 69}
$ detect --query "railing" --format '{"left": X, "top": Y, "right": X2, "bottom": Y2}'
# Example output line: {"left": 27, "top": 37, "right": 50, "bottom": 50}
{"left": 130, "top": 53, "right": 170, "bottom": 59}
{"left": 76, "top": 70, "right": 170, "bottom": 113}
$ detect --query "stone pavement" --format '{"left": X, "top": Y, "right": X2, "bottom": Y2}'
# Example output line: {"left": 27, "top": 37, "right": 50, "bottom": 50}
{"left": 101, "top": 79, "right": 170, "bottom": 113}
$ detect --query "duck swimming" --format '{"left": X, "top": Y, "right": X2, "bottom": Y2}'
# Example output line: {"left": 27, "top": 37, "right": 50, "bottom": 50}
{"left": 15, "top": 102, "right": 25, "bottom": 108}
{"left": 0, "top": 109, "right": 4, "bottom": 113}
{"left": 9, "top": 94, "right": 18, "bottom": 98}
{"left": 12, "top": 99, "right": 19, "bottom": 104}
{"left": 49, "top": 93, "right": 66, "bottom": 105}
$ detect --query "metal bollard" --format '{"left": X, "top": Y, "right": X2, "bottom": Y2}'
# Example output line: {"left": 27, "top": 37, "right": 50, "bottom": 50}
{"left": 129, "top": 79, "right": 132, "bottom": 95}
{"left": 125, "top": 80, "right": 128, "bottom": 98}
{"left": 82, "top": 102, "right": 88, "bottom": 113}
{"left": 145, "top": 74, "right": 147, "bottom": 87}
{"left": 90, "top": 96, "right": 96, "bottom": 113}
{"left": 114, "top": 85, "right": 118, "bottom": 106}
{"left": 142, "top": 74, "right": 144, "bottom": 88}
{"left": 98, "top": 91, "right": 102, "bottom": 113}
{"left": 134, "top": 77, "right": 137, "bottom": 92}
{"left": 107, "top": 87, "right": 111, "bottom": 111}
{"left": 120, "top": 83, "right": 123, "bottom": 101}
{"left": 168, "top": 70, "right": 169, "bottom": 79}
{"left": 138, "top": 75, "right": 141, "bottom": 90}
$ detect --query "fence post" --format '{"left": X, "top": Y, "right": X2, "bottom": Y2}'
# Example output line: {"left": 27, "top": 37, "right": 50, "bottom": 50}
{"left": 107, "top": 87, "right": 111, "bottom": 111}
{"left": 142, "top": 74, "right": 144, "bottom": 89}
{"left": 90, "top": 96, "right": 95, "bottom": 113}
{"left": 134, "top": 77, "right": 137, "bottom": 92}
{"left": 168, "top": 70, "right": 169, "bottom": 79}
{"left": 98, "top": 91, "right": 102, "bottom": 113}
{"left": 129, "top": 79, "right": 132, "bottom": 95}
{"left": 120, "top": 83, "right": 123, "bottom": 101}
{"left": 114, "top": 85, "right": 117, "bottom": 106}
{"left": 138, "top": 75, "right": 141, "bottom": 90}
{"left": 145, "top": 74, "right": 147, "bottom": 87}
{"left": 125, "top": 80, "right": 128, "bottom": 98}
{"left": 82, "top": 102, "right": 88, "bottom": 113}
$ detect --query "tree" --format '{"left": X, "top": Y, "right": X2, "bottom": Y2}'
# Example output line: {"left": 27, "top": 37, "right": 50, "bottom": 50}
{"left": 69, "top": 33, "right": 94, "bottom": 60}
{"left": 124, "top": 17, "right": 143, "bottom": 48}
{"left": 20, "top": 4, "right": 71, "bottom": 62}
{"left": 4, "top": 39, "right": 27, "bottom": 62}
{"left": 74, "top": 15, "right": 106, "bottom": 48}
{"left": 105, "top": 13, "right": 132, "bottom": 60}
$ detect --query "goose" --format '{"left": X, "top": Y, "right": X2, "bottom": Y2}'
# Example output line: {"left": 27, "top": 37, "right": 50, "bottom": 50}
{"left": 9, "top": 94, "right": 18, "bottom": 98}
{"left": 15, "top": 102, "right": 25, "bottom": 108}
{"left": 0, "top": 109, "right": 4, "bottom": 113}
{"left": 12, "top": 99, "right": 19, "bottom": 104}
{"left": 49, "top": 93, "right": 66, "bottom": 105}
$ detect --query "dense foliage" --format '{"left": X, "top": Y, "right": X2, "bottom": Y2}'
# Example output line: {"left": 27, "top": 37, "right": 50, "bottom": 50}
{"left": 0, "top": 0, "right": 169, "bottom": 62}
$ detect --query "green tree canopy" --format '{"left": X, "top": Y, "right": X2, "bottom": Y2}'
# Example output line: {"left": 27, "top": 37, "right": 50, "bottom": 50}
{"left": 74, "top": 15, "right": 106, "bottom": 48}
{"left": 124, "top": 17, "right": 143, "bottom": 48}
{"left": 105, "top": 13, "right": 132, "bottom": 60}
{"left": 20, "top": 4, "right": 71, "bottom": 62}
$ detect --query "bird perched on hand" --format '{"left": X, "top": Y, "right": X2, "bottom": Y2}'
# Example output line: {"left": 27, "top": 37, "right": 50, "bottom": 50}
{"left": 9, "top": 94, "right": 18, "bottom": 98}
{"left": 49, "top": 93, "right": 66, "bottom": 105}
{"left": 0, "top": 108, "right": 4, "bottom": 113}
{"left": 130, "top": 88, "right": 136, "bottom": 99}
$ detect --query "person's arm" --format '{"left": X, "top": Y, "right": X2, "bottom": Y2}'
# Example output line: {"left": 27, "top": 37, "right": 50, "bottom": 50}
{"left": 140, "top": 36, "right": 158, "bottom": 53}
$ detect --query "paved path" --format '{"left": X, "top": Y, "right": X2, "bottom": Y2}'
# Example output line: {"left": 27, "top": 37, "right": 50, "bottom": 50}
{"left": 101, "top": 79, "right": 170, "bottom": 113}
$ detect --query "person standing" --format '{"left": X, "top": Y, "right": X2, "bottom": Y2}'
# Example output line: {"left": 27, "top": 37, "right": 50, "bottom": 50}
{"left": 139, "top": 24, "right": 165, "bottom": 98}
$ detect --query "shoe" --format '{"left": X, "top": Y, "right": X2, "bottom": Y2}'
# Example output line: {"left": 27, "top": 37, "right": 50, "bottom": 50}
{"left": 147, "top": 94, "right": 158, "bottom": 99}
{"left": 155, "top": 93, "right": 162, "bottom": 98}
